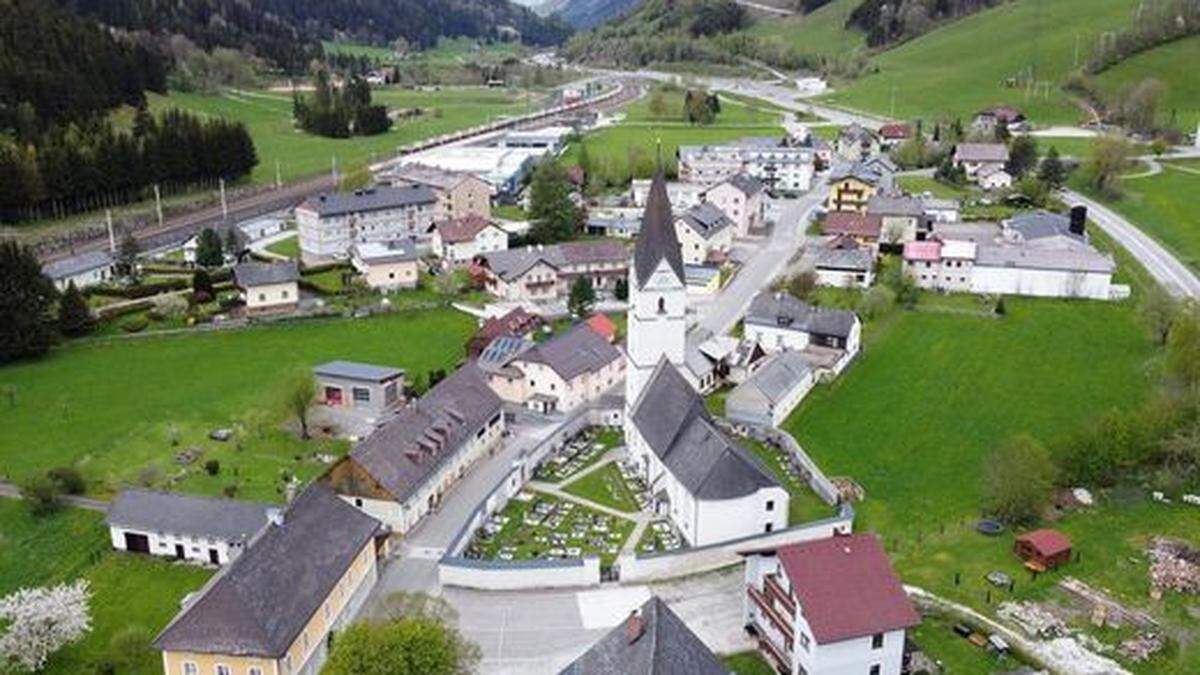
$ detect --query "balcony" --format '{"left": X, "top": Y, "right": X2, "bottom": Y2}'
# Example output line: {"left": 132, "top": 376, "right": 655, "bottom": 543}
{"left": 751, "top": 620, "right": 792, "bottom": 674}
{"left": 747, "top": 585, "right": 794, "bottom": 644}
{"left": 763, "top": 573, "right": 796, "bottom": 616}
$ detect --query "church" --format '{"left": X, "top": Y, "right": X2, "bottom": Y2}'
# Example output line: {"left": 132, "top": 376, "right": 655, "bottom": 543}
{"left": 623, "top": 171, "right": 790, "bottom": 547}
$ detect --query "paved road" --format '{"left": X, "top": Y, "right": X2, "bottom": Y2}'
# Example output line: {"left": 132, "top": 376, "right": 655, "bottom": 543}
{"left": 734, "top": 0, "right": 795, "bottom": 16}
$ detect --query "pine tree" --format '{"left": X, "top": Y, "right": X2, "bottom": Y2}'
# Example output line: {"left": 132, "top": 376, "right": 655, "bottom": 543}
{"left": 528, "top": 160, "right": 580, "bottom": 244}
{"left": 0, "top": 242, "right": 58, "bottom": 363}
{"left": 1038, "top": 147, "right": 1067, "bottom": 188}
{"left": 568, "top": 277, "right": 596, "bottom": 318}
{"left": 195, "top": 228, "right": 224, "bottom": 267}
{"left": 57, "top": 282, "right": 94, "bottom": 337}
{"left": 116, "top": 230, "right": 141, "bottom": 281}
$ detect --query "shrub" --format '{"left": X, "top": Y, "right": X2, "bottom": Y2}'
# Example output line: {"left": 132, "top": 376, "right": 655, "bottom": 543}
{"left": 136, "top": 465, "right": 162, "bottom": 487}
{"left": 121, "top": 318, "right": 149, "bottom": 333}
{"left": 19, "top": 474, "right": 62, "bottom": 516}
{"left": 108, "top": 624, "right": 153, "bottom": 670}
{"left": 222, "top": 484, "right": 239, "bottom": 498}
{"left": 46, "top": 466, "right": 85, "bottom": 495}
{"left": 204, "top": 459, "right": 221, "bottom": 476}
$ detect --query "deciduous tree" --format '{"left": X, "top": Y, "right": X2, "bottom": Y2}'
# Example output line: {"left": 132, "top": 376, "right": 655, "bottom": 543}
{"left": 284, "top": 369, "right": 316, "bottom": 440}
{"left": 322, "top": 616, "right": 478, "bottom": 675}
{"left": 0, "top": 580, "right": 92, "bottom": 672}
{"left": 568, "top": 277, "right": 596, "bottom": 318}
{"left": 982, "top": 434, "right": 1055, "bottom": 525}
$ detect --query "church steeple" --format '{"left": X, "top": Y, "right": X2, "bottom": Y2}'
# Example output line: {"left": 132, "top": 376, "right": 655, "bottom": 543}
{"left": 633, "top": 169, "right": 685, "bottom": 288}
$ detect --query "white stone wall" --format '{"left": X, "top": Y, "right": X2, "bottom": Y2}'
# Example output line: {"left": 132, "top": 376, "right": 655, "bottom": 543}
{"left": 625, "top": 261, "right": 688, "bottom": 408}
{"left": 244, "top": 281, "right": 298, "bottom": 311}
{"left": 971, "top": 265, "right": 1112, "bottom": 300}
{"left": 439, "top": 557, "right": 601, "bottom": 590}
{"left": 815, "top": 267, "right": 873, "bottom": 290}
{"left": 745, "top": 324, "right": 811, "bottom": 353}
{"left": 109, "top": 525, "right": 242, "bottom": 565}
{"left": 801, "top": 628, "right": 907, "bottom": 675}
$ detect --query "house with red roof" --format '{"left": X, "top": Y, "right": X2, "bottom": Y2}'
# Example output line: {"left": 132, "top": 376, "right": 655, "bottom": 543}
{"left": 878, "top": 123, "right": 912, "bottom": 150}
{"left": 585, "top": 313, "right": 618, "bottom": 343}
{"left": 742, "top": 533, "right": 920, "bottom": 675}
{"left": 822, "top": 211, "right": 883, "bottom": 244}
{"left": 429, "top": 214, "right": 508, "bottom": 266}
{"left": 1015, "top": 529, "right": 1072, "bottom": 570}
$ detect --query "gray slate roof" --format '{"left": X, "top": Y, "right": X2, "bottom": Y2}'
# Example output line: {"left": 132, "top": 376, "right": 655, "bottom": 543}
{"left": 630, "top": 359, "right": 779, "bottom": 500}
{"left": 558, "top": 596, "right": 727, "bottom": 675}
{"left": 975, "top": 244, "right": 1115, "bottom": 274}
{"left": 233, "top": 261, "right": 299, "bottom": 287}
{"left": 677, "top": 202, "right": 734, "bottom": 240}
{"left": 745, "top": 291, "right": 858, "bottom": 340}
{"left": 518, "top": 323, "right": 622, "bottom": 381}
{"left": 313, "top": 360, "right": 405, "bottom": 383}
{"left": 349, "top": 364, "right": 503, "bottom": 502}
{"left": 153, "top": 484, "right": 381, "bottom": 657}
{"left": 299, "top": 185, "right": 437, "bottom": 218}
{"left": 634, "top": 172, "right": 685, "bottom": 287}
{"left": 955, "top": 142, "right": 1009, "bottom": 163}
{"left": 730, "top": 350, "right": 813, "bottom": 408}
{"left": 814, "top": 246, "right": 874, "bottom": 273}
{"left": 479, "top": 241, "right": 629, "bottom": 282}
{"left": 106, "top": 489, "right": 271, "bottom": 543}
{"left": 41, "top": 250, "right": 114, "bottom": 280}
{"left": 868, "top": 193, "right": 925, "bottom": 218}
{"left": 352, "top": 239, "right": 420, "bottom": 264}
{"left": 721, "top": 173, "right": 764, "bottom": 196}
{"left": 1006, "top": 210, "right": 1083, "bottom": 243}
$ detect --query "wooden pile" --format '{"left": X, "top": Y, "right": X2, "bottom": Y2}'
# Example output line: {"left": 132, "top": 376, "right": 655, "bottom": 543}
{"left": 1148, "top": 537, "right": 1200, "bottom": 595}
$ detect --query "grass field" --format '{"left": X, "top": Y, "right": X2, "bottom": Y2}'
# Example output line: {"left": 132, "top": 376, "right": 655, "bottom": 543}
{"left": 819, "top": 0, "right": 1144, "bottom": 125}
{"left": 561, "top": 463, "right": 640, "bottom": 513}
{"left": 1092, "top": 35, "right": 1200, "bottom": 131}
{"left": 1075, "top": 160, "right": 1200, "bottom": 272}
{"left": 0, "top": 500, "right": 211, "bottom": 674}
{"left": 0, "top": 309, "right": 474, "bottom": 500}
{"left": 740, "top": 438, "right": 835, "bottom": 526}
{"left": 723, "top": 650, "right": 775, "bottom": 675}
{"left": 744, "top": 0, "right": 864, "bottom": 58}
{"left": 147, "top": 87, "right": 532, "bottom": 185}
{"left": 265, "top": 234, "right": 301, "bottom": 259}
{"left": 623, "top": 87, "right": 785, "bottom": 127}
{"left": 321, "top": 40, "right": 397, "bottom": 61}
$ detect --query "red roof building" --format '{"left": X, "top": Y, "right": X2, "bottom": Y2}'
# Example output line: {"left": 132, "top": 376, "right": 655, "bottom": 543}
{"left": 823, "top": 211, "right": 883, "bottom": 241}
{"left": 902, "top": 240, "right": 942, "bottom": 262}
{"left": 585, "top": 313, "right": 617, "bottom": 343}
{"left": 466, "top": 307, "right": 543, "bottom": 357}
{"left": 879, "top": 124, "right": 912, "bottom": 141}
{"left": 1015, "top": 529, "right": 1072, "bottom": 570}
{"left": 743, "top": 534, "right": 919, "bottom": 675}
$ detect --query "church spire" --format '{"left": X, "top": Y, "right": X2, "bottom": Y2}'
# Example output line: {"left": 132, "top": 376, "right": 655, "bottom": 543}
{"left": 633, "top": 167, "right": 684, "bottom": 288}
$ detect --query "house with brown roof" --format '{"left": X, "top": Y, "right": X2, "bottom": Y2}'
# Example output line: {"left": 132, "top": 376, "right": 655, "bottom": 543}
{"left": 822, "top": 211, "right": 883, "bottom": 245}
{"left": 483, "top": 322, "right": 625, "bottom": 414}
{"left": 429, "top": 214, "right": 508, "bottom": 266}
{"left": 384, "top": 163, "right": 493, "bottom": 221}
{"left": 743, "top": 533, "right": 920, "bottom": 675}
{"left": 466, "top": 307, "right": 543, "bottom": 358}
{"left": 878, "top": 123, "right": 912, "bottom": 149}
{"left": 474, "top": 240, "right": 629, "bottom": 302}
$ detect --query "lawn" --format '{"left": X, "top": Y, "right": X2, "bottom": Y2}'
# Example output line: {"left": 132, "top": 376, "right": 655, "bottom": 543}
{"left": 723, "top": 650, "right": 776, "bottom": 675}
{"left": 1074, "top": 161, "right": 1200, "bottom": 272}
{"left": 321, "top": 40, "right": 397, "bottom": 61}
{"left": 819, "top": 0, "right": 1145, "bottom": 125}
{"left": 0, "top": 309, "right": 474, "bottom": 501}
{"left": 146, "top": 87, "right": 532, "bottom": 185}
{"left": 265, "top": 234, "right": 301, "bottom": 259}
{"left": 0, "top": 500, "right": 211, "bottom": 674}
{"left": 561, "top": 462, "right": 640, "bottom": 513}
{"left": 468, "top": 492, "right": 636, "bottom": 567}
{"left": 896, "top": 175, "right": 970, "bottom": 199}
{"left": 740, "top": 438, "right": 836, "bottom": 526}
{"left": 623, "top": 87, "right": 784, "bottom": 127}
{"left": 743, "top": 0, "right": 865, "bottom": 59}
{"left": 535, "top": 427, "right": 624, "bottom": 483}
{"left": 1092, "top": 35, "right": 1200, "bottom": 132}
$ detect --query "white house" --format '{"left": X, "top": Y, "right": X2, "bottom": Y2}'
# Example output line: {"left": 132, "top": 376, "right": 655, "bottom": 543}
{"left": 624, "top": 173, "right": 788, "bottom": 547}
{"left": 325, "top": 364, "right": 505, "bottom": 534}
{"left": 812, "top": 241, "right": 875, "bottom": 289}
{"left": 903, "top": 239, "right": 976, "bottom": 293}
{"left": 726, "top": 350, "right": 816, "bottom": 428}
{"left": 351, "top": 240, "right": 420, "bottom": 290}
{"left": 744, "top": 292, "right": 862, "bottom": 358}
{"left": 296, "top": 186, "right": 438, "bottom": 261}
{"left": 233, "top": 261, "right": 300, "bottom": 313}
{"left": 106, "top": 489, "right": 271, "bottom": 565}
{"left": 704, "top": 173, "right": 766, "bottom": 237}
{"left": 678, "top": 137, "right": 814, "bottom": 194}
{"left": 629, "top": 179, "right": 707, "bottom": 210}
{"left": 429, "top": 214, "right": 508, "bottom": 265}
{"left": 743, "top": 534, "right": 920, "bottom": 675}
{"left": 977, "top": 165, "right": 1013, "bottom": 191}
{"left": 954, "top": 143, "right": 1009, "bottom": 181}
{"left": 675, "top": 202, "right": 735, "bottom": 266}
{"left": 313, "top": 361, "right": 406, "bottom": 419}
{"left": 42, "top": 250, "right": 116, "bottom": 291}
{"left": 920, "top": 196, "right": 961, "bottom": 224}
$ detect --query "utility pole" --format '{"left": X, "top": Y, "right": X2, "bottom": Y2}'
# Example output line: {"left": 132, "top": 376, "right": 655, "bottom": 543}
{"left": 105, "top": 209, "right": 115, "bottom": 252}
{"left": 153, "top": 183, "right": 163, "bottom": 229}
{"left": 219, "top": 178, "right": 228, "bottom": 222}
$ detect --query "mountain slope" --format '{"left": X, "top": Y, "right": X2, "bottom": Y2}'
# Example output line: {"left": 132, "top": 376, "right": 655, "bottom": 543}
{"left": 1092, "top": 35, "right": 1200, "bottom": 130}
{"left": 553, "top": 0, "right": 645, "bottom": 29}
{"left": 743, "top": 0, "right": 864, "bottom": 58}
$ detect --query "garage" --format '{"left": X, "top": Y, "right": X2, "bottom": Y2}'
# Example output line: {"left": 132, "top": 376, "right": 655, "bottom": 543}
{"left": 123, "top": 532, "right": 151, "bottom": 554}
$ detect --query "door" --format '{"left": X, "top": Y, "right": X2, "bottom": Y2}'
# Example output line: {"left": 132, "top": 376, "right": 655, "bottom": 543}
{"left": 208, "top": 549, "right": 220, "bottom": 565}
{"left": 123, "top": 532, "right": 150, "bottom": 554}
{"left": 174, "top": 544, "right": 186, "bottom": 559}
{"left": 325, "top": 386, "right": 343, "bottom": 406}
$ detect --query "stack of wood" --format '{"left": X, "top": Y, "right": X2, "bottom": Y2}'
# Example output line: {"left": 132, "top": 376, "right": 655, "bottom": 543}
{"left": 1148, "top": 537, "right": 1200, "bottom": 595}
{"left": 1118, "top": 633, "right": 1164, "bottom": 662}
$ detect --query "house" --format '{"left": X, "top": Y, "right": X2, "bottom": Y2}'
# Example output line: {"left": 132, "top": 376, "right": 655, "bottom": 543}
{"left": 313, "top": 361, "right": 406, "bottom": 418}
{"left": 475, "top": 241, "right": 629, "bottom": 302}
{"left": 697, "top": 335, "right": 769, "bottom": 386}
{"left": 296, "top": 186, "right": 438, "bottom": 261}
{"left": 826, "top": 163, "right": 888, "bottom": 213}
{"left": 42, "top": 250, "right": 116, "bottom": 291}
{"left": 744, "top": 291, "right": 862, "bottom": 357}
{"left": 586, "top": 313, "right": 618, "bottom": 343}
{"left": 497, "top": 125, "right": 574, "bottom": 153}
{"left": 836, "top": 124, "right": 882, "bottom": 161}
{"left": 1003, "top": 209, "right": 1088, "bottom": 248}
{"left": 813, "top": 240, "right": 876, "bottom": 289}
{"left": 678, "top": 137, "right": 814, "bottom": 194}
{"left": 559, "top": 597, "right": 728, "bottom": 675}
{"left": 685, "top": 264, "right": 722, "bottom": 295}
{"left": 903, "top": 239, "right": 976, "bottom": 293}
{"left": 822, "top": 211, "right": 882, "bottom": 245}
{"left": 972, "top": 243, "right": 1115, "bottom": 299}
{"left": 877, "top": 123, "right": 912, "bottom": 149}
{"left": 466, "top": 307, "right": 543, "bottom": 358}
{"left": 624, "top": 171, "right": 789, "bottom": 546}
{"left": 726, "top": 350, "right": 816, "bottom": 427}
{"left": 703, "top": 173, "right": 766, "bottom": 236}
{"left": 868, "top": 193, "right": 927, "bottom": 244}
{"left": 977, "top": 165, "right": 1013, "bottom": 191}
{"left": 586, "top": 212, "right": 642, "bottom": 239}
{"left": 233, "top": 261, "right": 300, "bottom": 313}
{"left": 350, "top": 240, "right": 420, "bottom": 291}
{"left": 153, "top": 485, "right": 385, "bottom": 675}
{"left": 106, "top": 489, "right": 270, "bottom": 565}
{"left": 324, "top": 364, "right": 505, "bottom": 533}
{"left": 397, "top": 146, "right": 541, "bottom": 197}
{"left": 954, "top": 143, "right": 1010, "bottom": 181}
{"left": 742, "top": 534, "right": 920, "bottom": 675}
{"left": 485, "top": 322, "right": 625, "bottom": 414}
{"left": 429, "top": 214, "right": 508, "bottom": 265}
{"left": 920, "top": 196, "right": 961, "bottom": 224}
{"left": 1015, "top": 529, "right": 1072, "bottom": 570}
{"left": 382, "top": 163, "right": 493, "bottom": 220}
{"left": 675, "top": 202, "right": 735, "bottom": 266}
{"left": 973, "top": 105, "right": 1027, "bottom": 135}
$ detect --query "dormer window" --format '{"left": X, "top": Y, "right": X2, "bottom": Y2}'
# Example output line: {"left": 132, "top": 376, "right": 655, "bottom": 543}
{"left": 657, "top": 297, "right": 667, "bottom": 314}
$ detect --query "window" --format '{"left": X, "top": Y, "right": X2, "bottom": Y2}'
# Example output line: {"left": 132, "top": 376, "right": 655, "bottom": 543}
{"left": 281, "top": 290, "right": 289, "bottom": 299}
{"left": 352, "top": 387, "right": 371, "bottom": 402}
{"left": 249, "top": 669, "right": 263, "bottom": 675}
{"left": 872, "top": 633, "right": 884, "bottom": 649}
{"left": 869, "top": 666, "right": 881, "bottom": 675}
{"left": 799, "top": 632, "right": 810, "bottom": 651}
{"left": 764, "top": 523, "right": 774, "bottom": 533}
{"left": 657, "top": 297, "right": 666, "bottom": 314}
{"left": 215, "top": 666, "right": 231, "bottom": 675}
{"left": 182, "top": 664, "right": 198, "bottom": 675}
{"left": 354, "top": 498, "right": 363, "bottom": 508}
{"left": 765, "top": 500, "right": 775, "bottom": 512}
{"left": 258, "top": 293, "right": 266, "bottom": 302}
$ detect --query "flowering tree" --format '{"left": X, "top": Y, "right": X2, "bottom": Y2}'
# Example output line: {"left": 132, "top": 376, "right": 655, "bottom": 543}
{"left": 0, "top": 580, "right": 92, "bottom": 671}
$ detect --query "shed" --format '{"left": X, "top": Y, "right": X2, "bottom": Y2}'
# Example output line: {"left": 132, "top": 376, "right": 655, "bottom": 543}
{"left": 1014, "top": 529, "right": 1072, "bottom": 570}
{"left": 313, "top": 361, "right": 406, "bottom": 416}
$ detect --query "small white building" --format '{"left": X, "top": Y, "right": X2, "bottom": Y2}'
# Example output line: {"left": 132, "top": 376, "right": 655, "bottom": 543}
{"left": 744, "top": 292, "right": 862, "bottom": 358}
{"left": 920, "top": 196, "right": 961, "bottom": 224}
{"left": 675, "top": 202, "right": 735, "bottom": 266}
{"left": 429, "top": 214, "right": 508, "bottom": 265}
{"left": 313, "top": 360, "right": 406, "bottom": 418}
{"left": 233, "top": 261, "right": 300, "bottom": 313}
{"left": 704, "top": 173, "right": 766, "bottom": 237}
{"left": 903, "top": 239, "right": 976, "bottom": 293}
{"left": 977, "top": 165, "right": 1013, "bottom": 191}
{"left": 972, "top": 244, "right": 1115, "bottom": 299}
{"left": 42, "top": 250, "right": 116, "bottom": 291}
{"left": 812, "top": 242, "right": 875, "bottom": 289}
{"left": 954, "top": 143, "right": 1010, "bottom": 181}
{"left": 296, "top": 186, "right": 438, "bottom": 261}
{"left": 106, "top": 489, "right": 271, "bottom": 565}
{"left": 743, "top": 534, "right": 920, "bottom": 675}
{"left": 726, "top": 350, "right": 816, "bottom": 428}
{"left": 351, "top": 239, "right": 420, "bottom": 290}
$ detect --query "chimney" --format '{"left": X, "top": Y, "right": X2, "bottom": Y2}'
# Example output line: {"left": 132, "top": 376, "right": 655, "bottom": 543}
{"left": 625, "top": 609, "right": 645, "bottom": 644}
{"left": 1068, "top": 206, "right": 1087, "bottom": 236}
{"left": 266, "top": 508, "right": 284, "bottom": 527}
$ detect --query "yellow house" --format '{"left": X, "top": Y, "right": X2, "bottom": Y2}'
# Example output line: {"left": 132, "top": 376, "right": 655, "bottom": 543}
{"left": 154, "top": 485, "right": 385, "bottom": 675}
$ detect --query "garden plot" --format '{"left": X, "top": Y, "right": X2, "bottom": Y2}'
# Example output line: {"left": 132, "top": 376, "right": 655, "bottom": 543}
{"left": 533, "top": 427, "right": 623, "bottom": 483}
{"left": 635, "top": 518, "right": 685, "bottom": 555}
{"left": 465, "top": 492, "right": 635, "bottom": 567}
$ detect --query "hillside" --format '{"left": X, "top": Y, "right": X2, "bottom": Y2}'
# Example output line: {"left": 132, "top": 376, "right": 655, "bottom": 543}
{"left": 56, "top": 0, "right": 572, "bottom": 72}
{"left": 819, "top": 0, "right": 1145, "bottom": 126}
{"left": 743, "top": 0, "right": 864, "bottom": 60}
{"left": 552, "top": 0, "right": 645, "bottom": 29}
{"left": 1092, "top": 35, "right": 1200, "bottom": 130}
